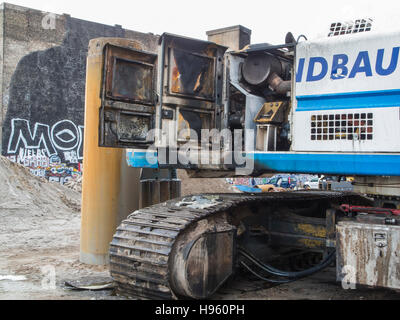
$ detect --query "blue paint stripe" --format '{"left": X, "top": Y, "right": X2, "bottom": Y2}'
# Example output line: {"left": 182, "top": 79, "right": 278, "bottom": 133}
{"left": 126, "top": 151, "right": 158, "bottom": 169}
{"left": 296, "top": 89, "right": 400, "bottom": 111}
{"left": 253, "top": 153, "right": 400, "bottom": 176}
{"left": 126, "top": 150, "right": 400, "bottom": 176}
{"left": 234, "top": 185, "right": 262, "bottom": 193}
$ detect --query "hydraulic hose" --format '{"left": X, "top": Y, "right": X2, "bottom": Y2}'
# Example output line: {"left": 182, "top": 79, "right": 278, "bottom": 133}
{"left": 240, "top": 261, "right": 295, "bottom": 284}
{"left": 238, "top": 247, "right": 336, "bottom": 280}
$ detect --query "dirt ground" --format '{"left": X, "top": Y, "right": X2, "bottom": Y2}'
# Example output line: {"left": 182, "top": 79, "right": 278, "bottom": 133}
{"left": 1, "top": 158, "right": 399, "bottom": 300}
{"left": 179, "top": 170, "right": 235, "bottom": 196}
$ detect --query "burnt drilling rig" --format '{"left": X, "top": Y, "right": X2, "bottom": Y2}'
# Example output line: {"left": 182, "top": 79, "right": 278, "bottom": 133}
{"left": 81, "top": 21, "right": 400, "bottom": 299}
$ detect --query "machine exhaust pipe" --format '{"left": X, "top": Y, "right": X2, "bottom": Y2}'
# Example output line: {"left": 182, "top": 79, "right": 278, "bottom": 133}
{"left": 242, "top": 53, "right": 291, "bottom": 95}
{"left": 267, "top": 72, "right": 291, "bottom": 95}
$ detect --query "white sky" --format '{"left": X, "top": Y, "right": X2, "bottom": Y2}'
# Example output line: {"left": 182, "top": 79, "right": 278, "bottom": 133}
{"left": 4, "top": 0, "right": 400, "bottom": 44}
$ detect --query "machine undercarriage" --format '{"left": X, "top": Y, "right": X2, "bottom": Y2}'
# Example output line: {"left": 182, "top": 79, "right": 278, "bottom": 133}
{"left": 109, "top": 191, "right": 371, "bottom": 300}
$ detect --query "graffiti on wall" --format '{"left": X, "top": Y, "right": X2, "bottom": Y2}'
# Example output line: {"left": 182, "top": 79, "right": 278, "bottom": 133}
{"left": 226, "top": 178, "right": 271, "bottom": 186}
{"left": 5, "top": 118, "right": 84, "bottom": 184}
{"left": 0, "top": 13, "right": 158, "bottom": 186}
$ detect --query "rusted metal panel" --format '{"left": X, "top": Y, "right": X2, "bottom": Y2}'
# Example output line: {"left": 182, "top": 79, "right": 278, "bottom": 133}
{"left": 263, "top": 211, "right": 327, "bottom": 250}
{"left": 169, "top": 219, "right": 236, "bottom": 300}
{"left": 139, "top": 169, "right": 182, "bottom": 209}
{"left": 100, "top": 44, "right": 157, "bottom": 148}
{"left": 159, "top": 34, "right": 227, "bottom": 146}
{"left": 118, "top": 113, "right": 151, "bottom": 141}
{"left": 101, "top": 109, "right": 153, "bottom": 147}
{"left": 168, "top": 48, "right": 215, "bottom": 100}
{"left": 177, "top": 109, "right": 214, "bottom": 141}
{"left": 104, "top": 45, "right": 157, "bottom": 105}
{"left": 337, "top": 221, "right": 400, "bottom": 290}
{"left": 170, "top": 180, "right": 182, "bottom": 200}
{"left": 326, "top": 209, "right": 337, "bottom": 248}
{"left": 162, "top": 33, "right": 226, "bottom": 104}
{"left": 96, "top": 34, "right": 228, "bottom": 155}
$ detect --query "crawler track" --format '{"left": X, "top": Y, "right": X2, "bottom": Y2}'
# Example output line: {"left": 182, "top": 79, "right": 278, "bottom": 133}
{"left": 109, "top": 191, "right": 369, "bottom": 300}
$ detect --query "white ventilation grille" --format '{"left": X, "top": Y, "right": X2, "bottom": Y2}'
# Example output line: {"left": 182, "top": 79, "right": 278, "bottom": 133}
{"left": 311, "top": 113, "right": 374, "bottom": 141}
{"left": 328, "top": 19, "right": 373, "bottom": 37}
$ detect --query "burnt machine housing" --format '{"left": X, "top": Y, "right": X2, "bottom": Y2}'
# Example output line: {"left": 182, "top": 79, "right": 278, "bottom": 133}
{"left": 99, "top": 44, "right": 158, "bottom": 148}
{"left": 98, "top": 33, "right": 295, "bottom": 173}
{"left": 158, "top": 34, "right": 227, "bottom": 147}
{"left": 225, "top": 43, "right": 294, "bottom": 153}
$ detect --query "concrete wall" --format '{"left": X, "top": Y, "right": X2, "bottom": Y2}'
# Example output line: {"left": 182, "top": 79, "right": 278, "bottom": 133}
{"left": 0, "top": 3, "right": 159, "bottom": 184}
{"left": 207, "top": 25, "right": 251, "bottom": 51}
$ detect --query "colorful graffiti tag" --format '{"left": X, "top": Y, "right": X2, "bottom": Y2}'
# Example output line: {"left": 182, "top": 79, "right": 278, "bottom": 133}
{"left": 226, "top": 178, "right": 270, "bottom": 186}
{"left": 5, "top": 119, "right": 84, "bottom": 184}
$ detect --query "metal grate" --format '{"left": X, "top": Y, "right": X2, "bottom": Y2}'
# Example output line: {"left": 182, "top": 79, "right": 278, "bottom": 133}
{"left": 311, "top": 113, "right": 374, "bottom": 141}
{"left": 328, "top": 19, "right": 373, "bottom": 37}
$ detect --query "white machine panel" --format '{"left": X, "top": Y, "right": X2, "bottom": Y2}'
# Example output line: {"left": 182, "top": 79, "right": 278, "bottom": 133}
{"left": 295, "top": 30, "right": 400, "bottom": 95}
{"left": 337, "top": 221, "right": 400, "bottom": 290}
{"left": 293, "top": 30, "right": 400, "bottom": 152}
{"left": 292, "top": 107, "right": 400, "bottom": 152}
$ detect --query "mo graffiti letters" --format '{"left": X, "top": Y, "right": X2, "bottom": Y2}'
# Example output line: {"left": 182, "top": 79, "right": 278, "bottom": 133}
{"left": 6, "top": 119, "right": 84, "bottom": 184}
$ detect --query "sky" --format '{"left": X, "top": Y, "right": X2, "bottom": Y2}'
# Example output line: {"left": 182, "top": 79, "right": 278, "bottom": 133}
{"left": 4, "top": 0, "right": 400, "bottom": 44}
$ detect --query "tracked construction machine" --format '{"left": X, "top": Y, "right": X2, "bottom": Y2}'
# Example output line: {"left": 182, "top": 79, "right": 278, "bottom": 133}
{"left": 83, "top": 21, "right": 400, "bottom": 299}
